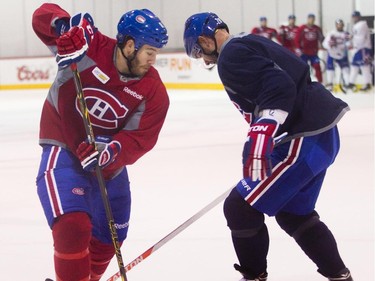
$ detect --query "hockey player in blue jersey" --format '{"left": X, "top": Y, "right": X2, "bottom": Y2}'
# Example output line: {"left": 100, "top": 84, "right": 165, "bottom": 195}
{"left": 184, "top": 13, "right": 353, "bottom": 281}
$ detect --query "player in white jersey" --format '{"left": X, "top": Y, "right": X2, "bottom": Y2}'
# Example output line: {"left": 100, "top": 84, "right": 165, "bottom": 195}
{"left": 347, "top": 11, "right": 373, "bottom": 91}
{"left": 322, "top": 19, "right": 351, "bottom": 91}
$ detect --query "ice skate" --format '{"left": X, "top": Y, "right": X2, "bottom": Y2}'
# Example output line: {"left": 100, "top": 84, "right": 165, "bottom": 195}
{"left": 346, "top": 83, "right": 358, "bottom": 92}
{"left": 238, "top": 272, "right": 268, "bottom": 281}
{"left": 327, "top": 268, "right": 353, "bottom": 280}
{"left": 239, "top": 274, "right": 267, "bottom": 281}
{"left": 359, "top": 83, "right": 372, "bottom": 92}
{"left": 234, "top": 264, "right": 268, "bottom": 281}
{"left": 325, "top": 83, "right": 333, "bottom": 91}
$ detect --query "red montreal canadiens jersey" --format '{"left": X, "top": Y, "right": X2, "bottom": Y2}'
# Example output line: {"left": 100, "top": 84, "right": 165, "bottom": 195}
{"left": 251, "top": 27, "right": 278, "bottom": 40}
{"left": 295, "top": 24, "right": 324, "bottom": 55}
{"left": 278, "top": 25, "right": 299, "bottom": 53}
{"left": 32, "top": 4, "right": 169, "bottom": 175}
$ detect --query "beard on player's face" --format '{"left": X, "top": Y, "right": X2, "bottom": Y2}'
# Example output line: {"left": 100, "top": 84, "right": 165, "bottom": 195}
{"left": 131, "top": 56, "right": 151, "bottom": 76}
{"left": 130, "top": 45, "right": 158, "bottom": 77}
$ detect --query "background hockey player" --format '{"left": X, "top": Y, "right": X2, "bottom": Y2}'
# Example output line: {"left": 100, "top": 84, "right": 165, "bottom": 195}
{"left": 322, "top": 19, "right": 351, "bottom": 91}
{"left": 277, "top": 14, "right": 299, "bottom": 54}
{"left": 295, "top": 13, "right": 325, "bottom": 82}
{"left": 32, "top": 3, "right": 169, "bottom": 281}
{"left": 184, "top": 12, "right": 353, "bottom": 281}
{"left": 251, "top": 17, "right": 279, "bottom": 43}
{"left": 347, "top": 10, "right": 373, "bottom": 91}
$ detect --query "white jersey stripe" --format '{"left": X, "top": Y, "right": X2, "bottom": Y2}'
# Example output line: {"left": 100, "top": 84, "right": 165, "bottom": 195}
{"left": 45, "top": 146, "right": 64, "bottom": 217}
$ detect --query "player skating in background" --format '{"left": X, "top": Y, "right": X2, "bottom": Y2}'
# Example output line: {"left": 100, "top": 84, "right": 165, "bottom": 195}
{"left": 251, "top": 17, "right": 279, "bottom": 43}
{"left": 322, "top": 19, "right": 351, "bottom": 92}
{"left": 295, "top": 13, "right": 325, "bottom": 83}
{"left": 184, "top": 12, "right": 353, "bottom": 281}
{"left": 347, "top": 11, "right": 373, "bottom": 92}
{"left": 32, "top": 3, "right": 168, "bottom": 281}
{"left": 277, "top": 14, "right": 299, "bottom": 54}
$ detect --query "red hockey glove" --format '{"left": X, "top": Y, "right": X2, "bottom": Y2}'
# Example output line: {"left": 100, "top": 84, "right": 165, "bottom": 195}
{"left": 76, "top": 136, "right": 121, "bottom": 172}
{"left": 76, "top": 141, "right": 98, "bottom": 171}
{"left": 243, "top": 118, "right": 279, "bottom": 181}
{"left": 56, "top": 13, "right": 96, "bottom": 67}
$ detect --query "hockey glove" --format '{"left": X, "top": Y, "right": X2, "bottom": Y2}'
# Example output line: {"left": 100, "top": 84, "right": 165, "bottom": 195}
{"left": 54, "top": 19, "right": 70, "bottom": 36}
{"left": 76, "top": 136, "right": 121, "bottom": 172}
{"left": 243, "top": 118, "right": 279, "bottom": 181}
{"left": 56, "top": 13, "right": 96, "bottom": 67}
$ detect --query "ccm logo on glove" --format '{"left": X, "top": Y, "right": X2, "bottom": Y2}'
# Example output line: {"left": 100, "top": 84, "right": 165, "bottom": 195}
{"left": 248, "top": 124, "right": 273, "bottom": 133}
{"left": 243, "top": 118, "right": 279, "bottom": 181}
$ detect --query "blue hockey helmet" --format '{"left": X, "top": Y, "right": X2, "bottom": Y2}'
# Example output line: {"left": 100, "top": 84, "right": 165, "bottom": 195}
{"left": 352, "top": 11, "right": 361, "bottom": 17}
{"left": 117, "top": 9, "right": 168, "bottom": 49}
{"left": 183, "top": 12, "right": 228, "bottom": 59}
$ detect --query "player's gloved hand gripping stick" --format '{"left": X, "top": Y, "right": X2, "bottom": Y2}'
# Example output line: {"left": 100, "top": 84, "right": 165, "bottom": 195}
{"left": 55, "top": 13, "right": 96, "bottom": 67}
{"left": 76, "top": 135, "right": 121, "bottom": 172}
{"left": 243, "top": 118, "right": 279, "bottom": 181}
{"left": 243, "top": 112, "right": 288, "bottom": 181}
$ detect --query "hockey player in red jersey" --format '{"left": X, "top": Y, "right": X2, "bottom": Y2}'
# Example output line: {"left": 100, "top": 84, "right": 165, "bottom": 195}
{"left": 33, "top": 3, "right": 168, "bottom": 281}
{"left": 251, "top": 17, "right": 279, "bottom": 42}
{"left": 295, "top": 14, "right": 324, "bottom": 82}
{"left": 278, "top": 14, "right": 299, "bottom": 54}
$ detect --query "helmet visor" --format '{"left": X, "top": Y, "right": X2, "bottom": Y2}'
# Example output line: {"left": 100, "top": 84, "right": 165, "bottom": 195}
{"left": 191, "top": 43, "right": 203, "bottom": 59}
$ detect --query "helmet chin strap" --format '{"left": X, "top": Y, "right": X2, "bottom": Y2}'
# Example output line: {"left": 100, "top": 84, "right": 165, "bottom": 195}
{"left": 119, "top": 45, "right": 138, "bottom": 77}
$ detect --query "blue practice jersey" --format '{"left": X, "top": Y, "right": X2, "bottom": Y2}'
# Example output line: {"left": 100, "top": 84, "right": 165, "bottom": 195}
{"left": 217, "top": 34, "right": 349, "bottom": 141}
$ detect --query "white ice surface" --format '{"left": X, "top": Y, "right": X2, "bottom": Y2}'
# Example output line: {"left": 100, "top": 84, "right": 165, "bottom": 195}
{"left": 0, "top": 89, "right": 373, "bottom": 281}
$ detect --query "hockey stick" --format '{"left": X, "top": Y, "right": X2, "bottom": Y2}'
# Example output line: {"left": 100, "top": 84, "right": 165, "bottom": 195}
{"left": 338, "top": 71, "right": 347, "bottom": 94}
{"left": 106, "top": 187, "right": 233, "bottom": 281}
{"left": 70, "top": 63, "right": 128, "bottom": 281}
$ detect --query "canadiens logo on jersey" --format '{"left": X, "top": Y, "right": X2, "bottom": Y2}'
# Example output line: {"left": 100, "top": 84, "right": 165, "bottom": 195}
{"left": 75, "top": 87, "right": 129, "bottom": 129}
{"left": 304, "top": 28, "right": 318, "bottom": 41}
{"left": 284, "top": 27, "right": 297, "bottom": 40}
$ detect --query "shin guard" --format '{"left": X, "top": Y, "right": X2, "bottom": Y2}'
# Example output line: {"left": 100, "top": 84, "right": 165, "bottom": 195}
{"left": 276, "top": 211, "right": 347, "bottom": 276}
{"left": 224, "top": 189, "right": 268, "bottom": 277}
{"left": 89, "top": 237, "right": 118, "bottom": 281}
{"left": 52, "top": 212, "right": 92, "bottom": 281}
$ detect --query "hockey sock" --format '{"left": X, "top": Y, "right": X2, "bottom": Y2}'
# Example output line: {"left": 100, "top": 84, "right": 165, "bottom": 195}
{"left": 224, "top": 189, "right": 268, "bottom": 276}
{"left": 312, "top": 63, "right": 322, "bottom": 83}
{"left": 297, "top": 220, "right": 346, "bottom": 276}
{"left": 326, "top": 70, "right": 334, "bottom": 85}
{"left": 342, "top": 67, "right": 350, "bottom": 85}
{"left": 349, "top": 65, "right": 359, "bottom": 84}
{"left": 89, "top": 237, "right": 119, "bottom": 281}
{"left": 231, "top": 224, "right": 269, "bottom": 277}
{"left": 360, "top": 64, "right": 372, "bottom": 85}
{"left": 52, "top": 212, "right": 92, "bottom": 281}
{"left": 276, "top": 211, "right": 346, "bottom": 276}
